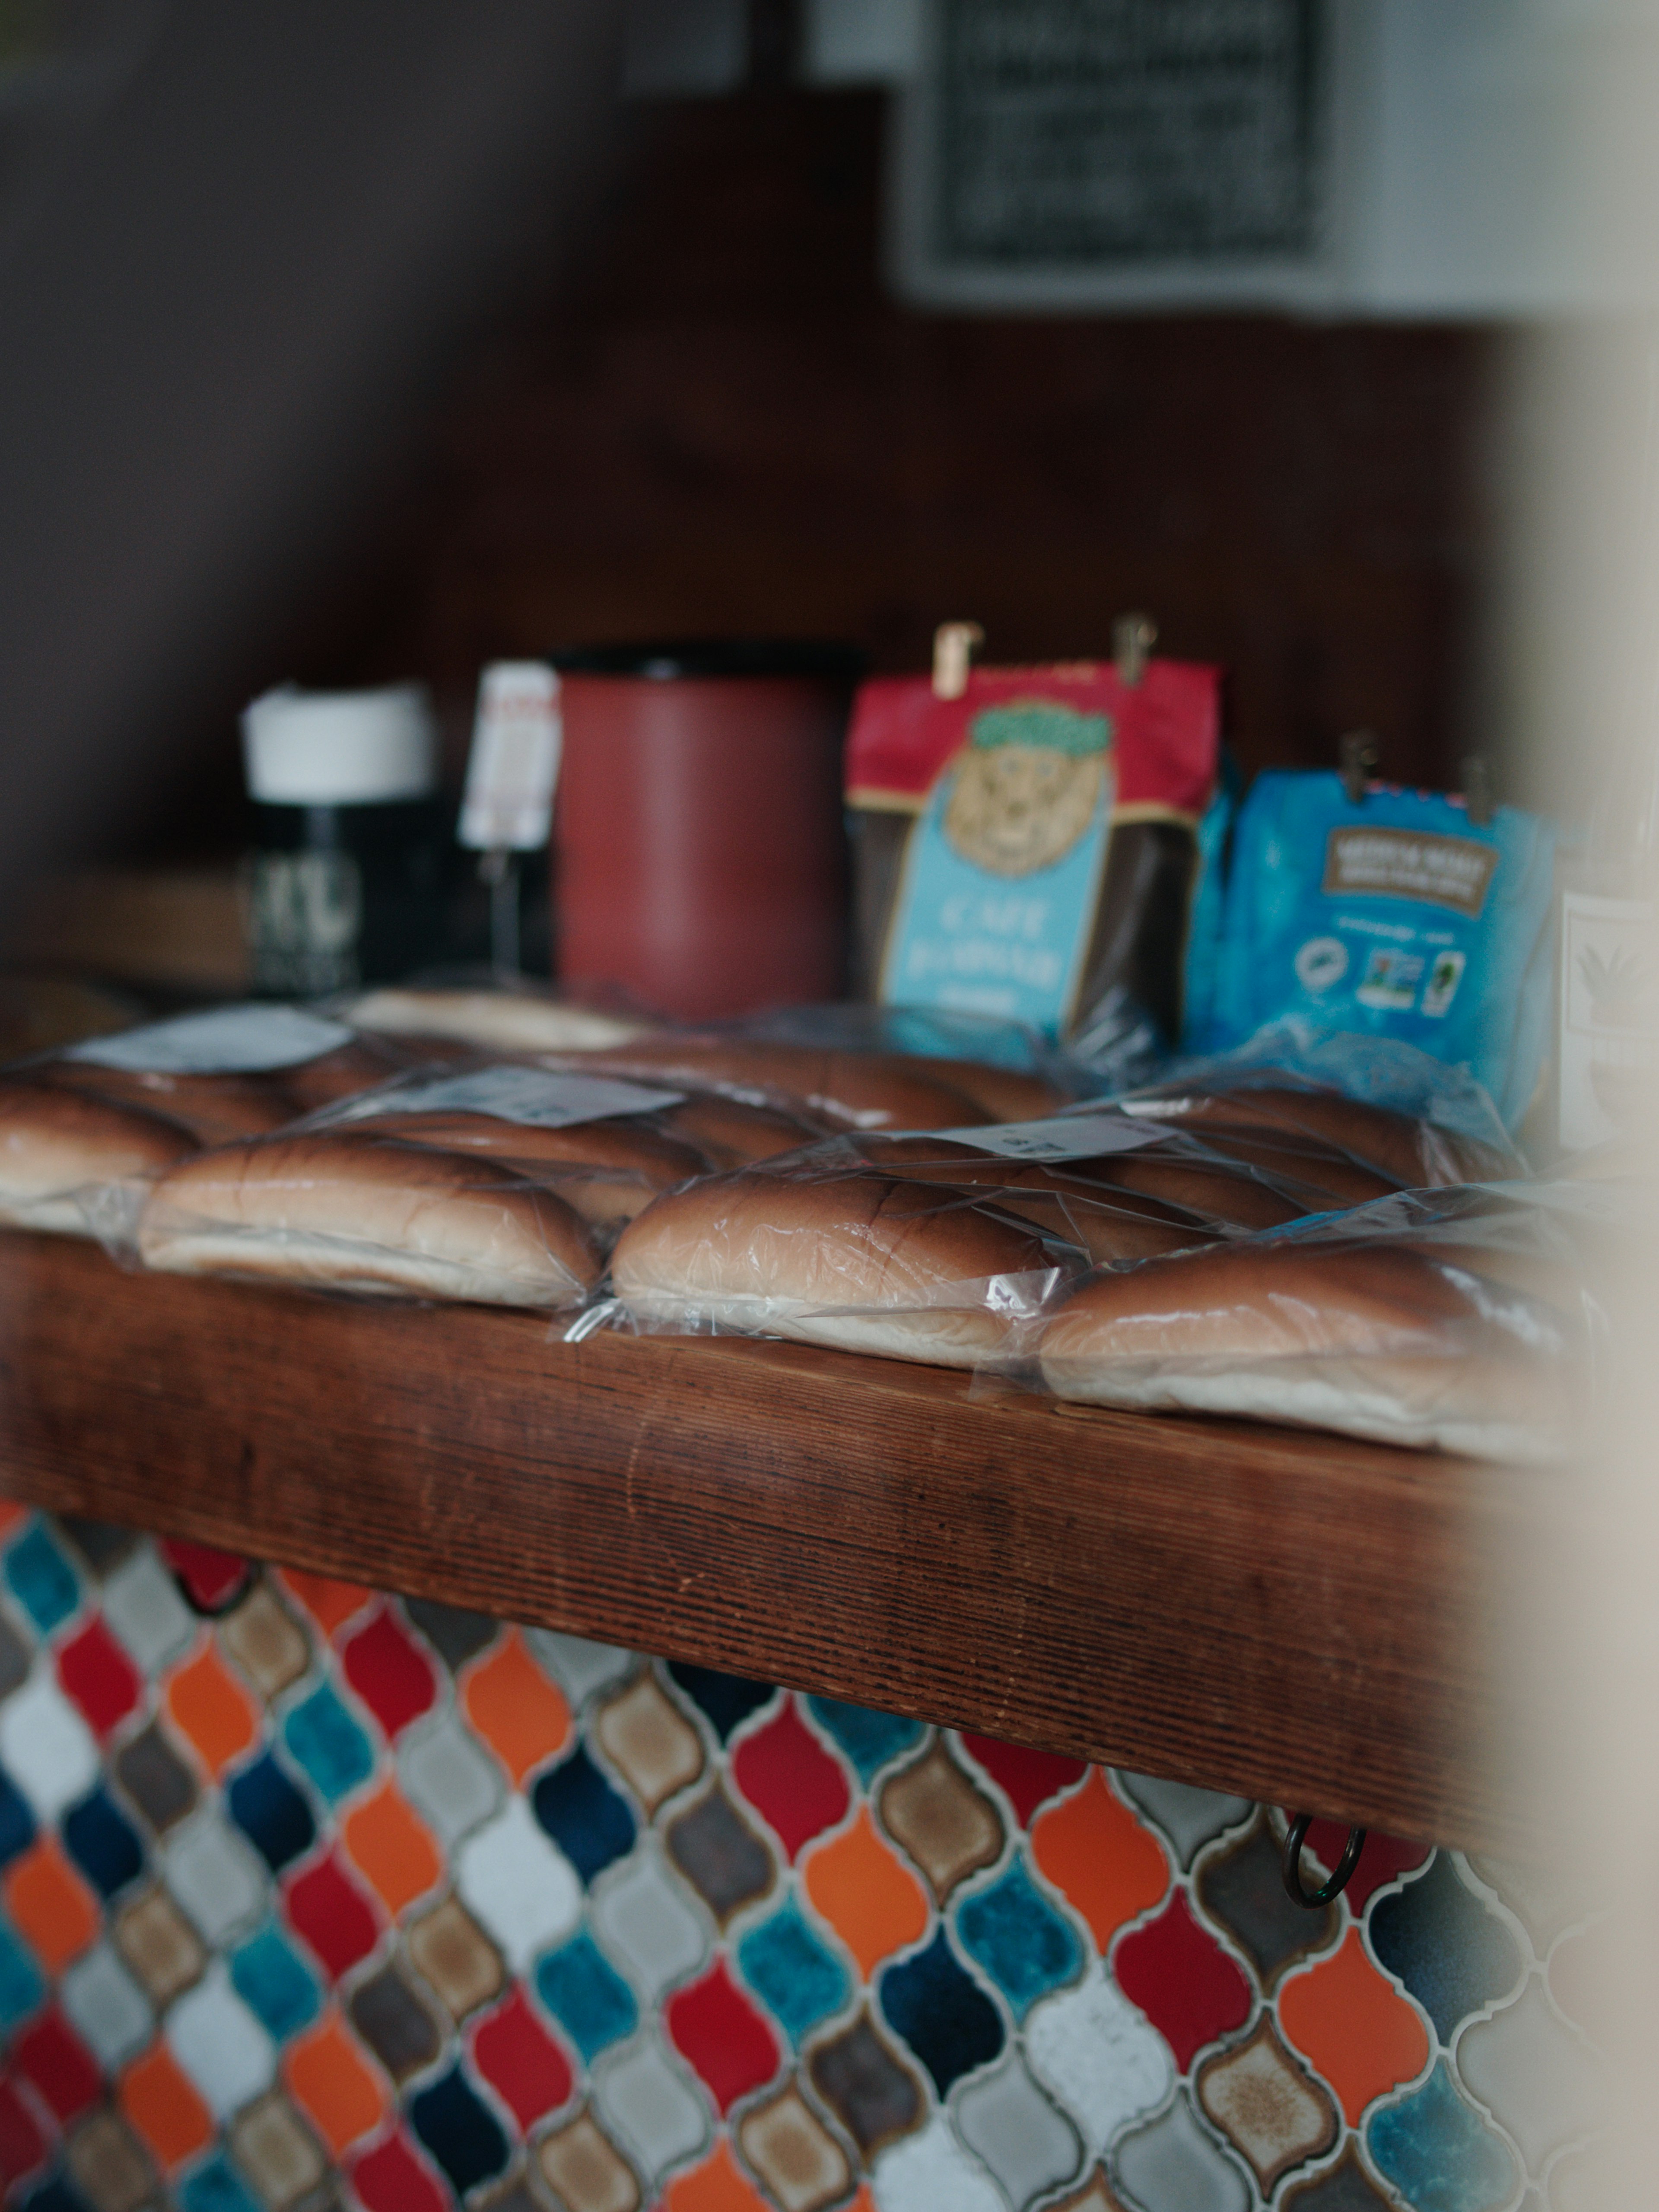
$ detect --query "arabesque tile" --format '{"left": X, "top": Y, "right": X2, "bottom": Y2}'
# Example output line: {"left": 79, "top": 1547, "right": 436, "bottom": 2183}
{"left": 408, "top": 2064, "right": 511, "bottom": 2194}
{"left": 1112, "top": 1889, "right": 1251, "bottom": 2071}
{"left": 5, "top": 1832, "right": 101, "bottom": 1970}
{"left": 55, "top": 1618, "right": 141, "bottom": 1742}
{"left": 730, "top": 1699, "right": 849, "bottom": 1862}
{"left": 958, "top": 1735, "right": 1087, "bottom": 1827}
{"left": 806, "top": 2009, "right": 922, "bottom": 2161}
{"left": 877, "top": 1927, "right": 1003, "bottom": 2098}
{"left": 1195, "top": 2014, "right": 1338, "bottom": 2191}
{"left": 591, "top": 1848, "right": 707, "bottom": 2001}
{"left": 14, "top": 2004, "right": 102, "bottom": 2123}
{"left": 408, "top": 1894, "right": 504, "bottom": 2021}
{"left": 113, "top": 1721, "right": 197, "bottom": 1837}
{"left": 593, "top": 2038, "right": 708, "bottom": 2183}
{"left": 664, "top": 1665, "right": 773, "bottom": 1744}
{"left": 660, "top": 2137, "right": 769, "bottom": 2210}
{"left": 114, "top": 1885, "right": 205, "bottom": 2007}
{"left": 736, "top": 1897, "right": 849, "bottom": 2047}
{"left": 804, "top": 1696, "right": 922, "bottom": 1786}
{"left": 281, "top": 2012, "right": 386, "bottom": 2157}
{"left": 397, "top": 1710, "right": 502, "bottom": 1850}
{"left": 59, "top": 1942, "right": 152, "bottom": 2072}
{"left": 665, "top": 1955, "right": 781, "bottom": 2114}
{"left": 736, "top": 2085, "right": 851, "bottom": 2212}
{"left": 1279, "top": 2144, "right": 1397, "bottom": 2210}
{"left": 533, "top": 1745, "right": 637, "bottom": 1887}
{"left": 471, "top": 1984, "right": 574, "bottom": 2130}
{"left": 118, "top": 2040, "right": 215, "bottom": 2173}
{"left": 525, "top": 1629, "right": 633, "bottom": 1709}
{"left": 165, "top": 1643, "right": 261, "bottom": 1781}
{"left": 955, "top": 2049, "right": 1083, "bottom": 2207}
{"left": 463, "top": 1630, "right": 571, "bottom": 1786}
{"left": 1454, "top": 1973, "right": 1604, "bottom": 2177}
{"left": 1112, "top": 2086, "right": 1252, "bottom": 2212}
{"left": 1024, "top": 1963, "right": 1174, "bottom": 2160}
{"left": 878, "top": 1741, "right": 1003, "bottom": 1906}
{"left": 1278, "top": 1927, "right": 1431, "bottom": 2125}
{"left": 456, "top": 1796, "right": 581, "bottom": 1973}
{"left": 956, "top": 1852, "right": 1084, "bottom": 2021}
{"left": 802, "top": 1804, "right": 928, "bottom": 1980}
{"left": 347, "top": 1960, "right": 444, "bottom": 2085}
{"left": 274, "top": 1574, "right": 371, "bottom": 1642}
{"left": 871, "top": 2113, "right": 1003, "bottom": 2212}
{"left": 1368, "top": 1854, "right": 1523, "bottom": 2043}
{"left": 64, "top": 2107, "right": 156, "bottom": 2212}
{"left": 340, "top": 1606, "right": 438, "bottom": 1741}
{"left": 101, "top": 1550, "right": 194, "bottom": 1675}
{"left": 664, "top": 1783, "right": 774, "bottom": 1927}
{"left": 535, "top": 1930, "right": 640, "bottom": 2062}
{"left": 1031, "top": 1770, "right": 1169, "bottom": 1955}
{"left": 0, "top": 1670, "right": 101, "bottom": 1818}
{"left": 340, "top": 1778, "right": 442, "bottom": 1918}
{"left": 536, "top": 2108, "right": 640, "bottom": 2212}
{"left": 1196, "top": 1812, "right": 1336, "bottom": 1991}
{"left": 351, "top": 2129, "right": 450, "bottom": 2212}
{"left": 165, "top": 1960, "right": 277, "bottom": 2120}
{"left": 1364, "top": 2058, "right": 1518, "bottom": 2212}
{"left": 594, "top": 1674, "right": 704, "bottom": 1816}
{"left": 1114, "top": 1774, "right": 1251, "bottom": 1872}
{"left": 227, "top": 2089, "right": 326, "bottom": 2209}
{"left": 218, "top": 1586, "right": 310, "bottom": 1705}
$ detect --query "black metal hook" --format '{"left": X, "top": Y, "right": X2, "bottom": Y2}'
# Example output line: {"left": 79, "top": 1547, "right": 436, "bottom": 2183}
{"left": 1282, "top": 1814, "right": 1367, "bottom": 1909}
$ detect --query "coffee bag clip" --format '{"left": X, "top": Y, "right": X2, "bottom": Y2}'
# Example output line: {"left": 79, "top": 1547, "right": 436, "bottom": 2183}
{"left": 1112, "top": 611, "right": 1157, "bottom": 688}
{"left": 931, "top": 621, "right": 984, "bottom": 700}
{"left": 1339, "top": 729, "right": 1380, "bottom": 805}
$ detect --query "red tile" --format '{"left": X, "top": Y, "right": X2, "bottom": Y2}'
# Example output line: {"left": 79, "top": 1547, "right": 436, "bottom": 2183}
{"left": 470, "top": 1986, "right": 573, "bottom": 2131}
{"left": 1294, "top": 1821, "right": 1429, "bottom": 1915}
{"left": 731, "top": 1698, "right": 849, "bottom": 1862}
{"left": 0, "top": 2078, "right": 47, "bottom": 2188}
{"left": 55, "top": 1616, "right": 142, "bottom": 1742}
{"left": 341, "top": 1608, "right": 438, "bottom": 1741}
{"left": 13, "top": 2010, "right": 100, "bottom": 2125}
{"left": 959, "top": 1735, "right": 1087, "bottom": 1827}
{"left": 284, "top": 1850, "right": 380, "bottom": 1978}
{"left": 1114, "top": 1889, "right": 1252, "bottom": 2070}
{"left": 351, "top": 2129, "right": 450, "bottom": 2212}
{"left": 666, "top": 1958, "right": 781, "bottom": 2115}
{"left": 158, "top": 1539, "right": 251, "bottom": 1614}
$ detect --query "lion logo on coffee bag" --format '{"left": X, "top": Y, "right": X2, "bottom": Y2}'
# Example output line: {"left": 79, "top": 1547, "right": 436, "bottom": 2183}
{"left": 942, "top": 701, "right": 1111, "bottom": 877}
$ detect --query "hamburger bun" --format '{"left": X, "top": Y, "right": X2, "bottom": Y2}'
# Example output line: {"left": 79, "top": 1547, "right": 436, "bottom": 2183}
{"left": 334, "top": 1110, "right": 704, "bottom": 1224}
{"left": 345, "top": 988, "right": 652, "bottom": 1055}
{"left": 661, "top": 1091, "right": 826, "bottom": 1167}
{"left": 0, "top": 1080, "right": 197, "bottom": 1233}
{"left": 39, "top": 1062, "right": 295, "bottom": 1145}
{"left": 612, "top": 1168, "right": 1065, "bottom": 1365}
{"left": 548, "top": 1040, "right": 990, "bottom": 1132}
{"left": 1122, "top": 1082, "right": 1509, "bottom": 1188}
{"left": 140, "top": 1133, "right": 600, "bottom": 1307}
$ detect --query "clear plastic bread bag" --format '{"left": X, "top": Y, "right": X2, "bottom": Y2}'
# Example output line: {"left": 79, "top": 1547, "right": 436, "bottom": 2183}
{"left": 133, "top": 1060, "right": 715, "bottom": 1311}
{"left": 1034, "top": 1180, "right": 1607, "bottom": 1462}
{"left": 0, "top": 1003, "right": 414, "bottom": 1247}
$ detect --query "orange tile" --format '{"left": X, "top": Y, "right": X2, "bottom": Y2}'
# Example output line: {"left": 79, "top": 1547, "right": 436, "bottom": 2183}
{"left": 341, "top": 1780, "right": 443, "bottom": 1918}
{"left": 803, "top": 1806, "right": 929, "bottom": 1980}
{"left": 276, "top": 1569, "right": 373, "bottom": 1640}
{"left": 3, "top": 1835, "right": 99, "bottom": 1972}
{"left": 662, "top": 2140, "right": 768, "bottom": 2211}
{"left": 1278, "top": 1928, "right": 1430, "bottom": 2124}
{"left": 1032, "top": 1770, "right": 1170, "bottom": 1951}
{"left": 119, "top": 2042, "right": 214, "bottom": 2173}
{"left": 163, "top": 1640, "right": 260, "bottom": 1779}
{"left": 283, "top": 2012, "right": 386, "bottom": 2156}
{"left": 461, "top": 1629, "right": 570, "bottom": 1785}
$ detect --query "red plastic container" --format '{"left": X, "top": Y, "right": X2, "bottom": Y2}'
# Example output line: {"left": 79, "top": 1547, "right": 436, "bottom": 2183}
{"left": 551, "top": 641, "right": 858, "bottom": 1020}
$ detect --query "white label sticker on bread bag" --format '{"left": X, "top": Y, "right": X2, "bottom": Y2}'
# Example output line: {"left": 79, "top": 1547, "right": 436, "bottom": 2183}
{"left": 939, "top": 1113, "right": 1162, "bottom": 1161}
{"left": 71, "top": 1004, "right": 354, "bottom": 1074}
{"left": 334, "top": 1066, "right": 683, "bottom": 1130}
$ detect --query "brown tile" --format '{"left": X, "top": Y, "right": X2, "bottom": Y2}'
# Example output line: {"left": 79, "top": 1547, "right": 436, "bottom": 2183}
{"left": 64, "top": 2107, "right": 156, "bottom": 2212}
{"left": 113, "top": 1885, "right": 205, "bottom": 2005}
{"left": 348, "top": 1959, "right": 445, "bottom": 2082}
{"left": 1197, "top": 1812, "right": 1338, "bottom": 1991}
{"left": 664, "top": 1783, "right": 774, "bottom": 1926}
{"left": 1197, "top": 2016, "right": 1338, "bottom": 2193}
{"left": 594, "top": 1675, "right": 703, "bottom": 1815}
{"left": 807, "top": 2010, "right": 923, "bottom": 2159}
{"left": 878, "top": 1741, "right": 1003, "bottom": 1905}
{"left": 219, "top": 1583, "right": 311, "bottom": 1702}
{"left": 737, "top": 2086, "right": 851, "bottom": 2212}
{"left": 228, "top": 2091, "right": 327, "bottom": 2210}
{"left": 407, "top": 1893, "right": 505, "bottom": 2021}
{"left": 536, "top": 2110, "right": 640, "bottom": 2212}
{"left": 113, "top": 1722, "right": 197, "bottom": 1836}
{"left": 474, "top": 2184, "right": 549, "bottom": 2212}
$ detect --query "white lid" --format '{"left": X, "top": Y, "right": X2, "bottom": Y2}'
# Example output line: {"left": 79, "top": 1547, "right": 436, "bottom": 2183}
{"left": 241, "top": 683, "right": 439, "bottom": 805}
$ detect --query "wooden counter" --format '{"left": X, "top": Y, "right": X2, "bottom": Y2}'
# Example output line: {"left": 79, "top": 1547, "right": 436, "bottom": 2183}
{"left": 0, "top": 1236, "right": 1564, "bottom": 1856}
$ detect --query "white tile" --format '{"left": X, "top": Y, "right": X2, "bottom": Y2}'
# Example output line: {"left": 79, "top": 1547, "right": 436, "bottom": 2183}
{"left": 1456, "top": 1974, "right": 1605, "bottom": 2174}
{"left": 523, "top": 1629, "right": 633, "bottom": 1707}
{"left": 1025, "top": 1963, "right": 1174, "bottom": 2157}
{"left": 592, "top": 1851, "right": 707, "bottom": 1999}
{"left": 166, "top": 1961, "right": 278, "bottom": 2119}
{"left": 102, "top": 1551, "right": 195, "bottom": 1673}
{"left": 163, "top": 1814, "right": 267, "bottom": 1946}
{"left": 397, "top": 1713, "right": 501, "bottom": 1849}
{"left": 955, "top": 2052, "right": 1082, "bottom": 2206}
{"left": 1114, "top": 1773, "right": 1252, "bottom": 1871}
{"left": 455, "top": 1797, "right": 581, "bottom": 1973}
{"left": 0, "top": 1669, "right": 100, "bottom": 1818}
{"left": 1113, "top": 2088, "right": 1252, "bottom": 2212}
{"left": 60, "top": 1942, "right": 153, "bottom": 2070}
{"left": 873, "top": 2115, "right": 1004, "bottom": 2212}
{"left": 594, "top": 2037, "right": 707, "bottom": 2181}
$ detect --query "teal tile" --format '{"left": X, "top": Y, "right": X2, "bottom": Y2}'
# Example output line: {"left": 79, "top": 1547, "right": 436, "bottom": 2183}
{"left": 4, "top": 1524, "right": 77, "bottom": 1636}
{"left": 534, "top": 1931, "right": 637, "bottom": 2062}
{"left": 805, "top": 1697, "right": 923, "bottom": 1786}
{"left": 282, "top": 1683, "right": 373, "bottom": 1803}
{"left": 1367, "top": 2060, "right": 1519, "bottom": 2212}
{"left": 0, "top": 1911, "right": 43, "bottom": 2028}
{"left": 737, "top": 1899, "right": 849, "bottom": 2046}
{"left": 955, "top": 1855, "right": 1083, "bottom": 2022}
{"left": 179, "top": 2155, "right": 261, "bottom": 2212}
{"left": 229, "top": 1921, "right": 320, "bottom": 2042}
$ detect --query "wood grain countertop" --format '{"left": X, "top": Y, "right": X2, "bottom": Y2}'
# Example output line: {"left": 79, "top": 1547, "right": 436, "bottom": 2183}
{"left": 0, "top": 1235, "right": 1570, "bottom": 1857}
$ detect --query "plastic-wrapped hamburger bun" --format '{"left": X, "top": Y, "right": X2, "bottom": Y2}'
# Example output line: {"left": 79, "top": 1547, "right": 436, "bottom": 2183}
{"left": 660, "top": 1091, "right": 827, "bottom": 1167}
{"left": 611, "top": 1168, "right": 1064, "bottom": 1365}
{"left": 1121, "top": 1082, "right": 1510, "bottom": 1188}
{"left": 547, "top": 1040, "right": 990, "bottom": 1132}
{"left": 0, "top": 1080, "right": 197, "bottom": 1233}
{"left": 914, "top": 1058, "right": 1069, "bottom": 1123}
{"left": 1039, "top": 1240, "right": 1566, "bottom": 1459}
{"left": 333, "top": 1110, "right": 704, "bottom": 1224}
{"left": 1087, "top": 1147, "right": 1312, "bottom": 1231}
{"left": 139, "top": 1134, "right": 600, "bottom": 1307}
{"left": 344, "top": 987, "right": 654, "bottom": 1055}
{"left": 1170, "top": 1124, "right": 1402, "bottom": 1208}
{"left": 38, "top": 1061, "right": 296, "bottom": 1145}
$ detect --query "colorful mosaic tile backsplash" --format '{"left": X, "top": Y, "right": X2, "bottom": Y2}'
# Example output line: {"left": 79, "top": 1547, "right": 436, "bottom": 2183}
{"left": 0, "top": 1507, "right": 1603, "bottom": 2212}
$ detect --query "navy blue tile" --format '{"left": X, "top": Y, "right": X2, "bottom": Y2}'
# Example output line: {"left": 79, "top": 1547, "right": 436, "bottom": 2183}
{"left": 805, "top": 1697, "right": 924, "bottom": 1786}
{"left": 226, "top": 1754, "right": 316, "bottom": 1874}
{"left": 18, "top": 2182, "right": 89, "bottom": 2212}
{"left": 4, "top": 1525, "right": 78, "bottom": 1636}
{"left": 60, "top": 1788, "right": 142, "bottom": 1899}
{"left": 1369, "top": 1855, "right": 1522, "bottom": 2042}
{"left": 738, "top": 1900, "right": 849, "bottom": 2047}
{"left": 409, "top": 2067, "right": 510, "bottom": 2194}
{"left": 531, "top": 1746, "right": 635, "bottom": 1885}
{"left": 534, "top": 1932, "right": 638, "bottom": 2062}
{"left": 877, "top": 1929, "right": 1003, "bottom": 2097}
{"left": 666, "top": 1664, "right": 774, "bottom": 1742}
{"left": 1366, "top": 2059, "right": 1517, "bottom": 2212}
{"left": 0, "top": 1764, "right": 36, "bottom": 1869}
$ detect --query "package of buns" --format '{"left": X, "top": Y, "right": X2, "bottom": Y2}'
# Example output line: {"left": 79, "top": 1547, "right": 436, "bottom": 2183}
{"left": 341, "top": 981, "right": 656, "bottom": 1057}
{"left": 0, "top": 1004, "right": 413, "bottom": 1241}
{"left": 135, "top": 1061, "right": 716, "bottom": 1308}
{"left": 1037, "top": 1185, "right": 1588, "bottom": 1461}
{"left": 597, "top": 1101, "right": 1361, "bottom": 1366}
